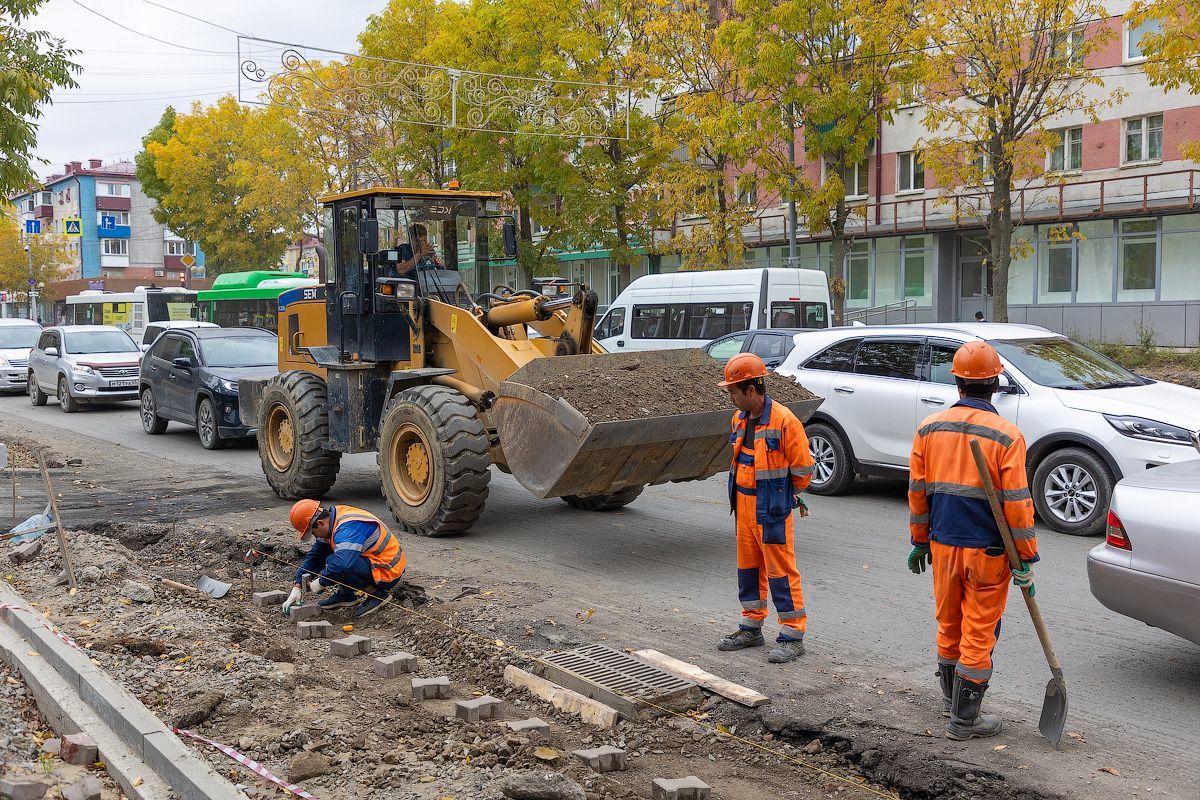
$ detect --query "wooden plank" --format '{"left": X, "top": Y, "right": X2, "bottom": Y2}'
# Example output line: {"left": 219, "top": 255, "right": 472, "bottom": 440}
{"left": 38, "top": 452, "right": 76, "bottom": 589}
{"left": 633, "top": 649, "right": 769, "bottom": 708}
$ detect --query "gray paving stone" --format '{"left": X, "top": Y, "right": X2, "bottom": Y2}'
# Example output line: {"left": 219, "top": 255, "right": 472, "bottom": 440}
{"left": 288, "top": 604, "right": 322, "bottom": 622}
{"left": 454, "top": 694, "right": 503, "bottom": 722}
{"left": 411, "top": 676, "right": 451, "bottom": 700}
{"left": 296, "top": 620, "right": 335, "bottom": 639}
{"left": 252, "top": 590, "right": 288, "bottom": 607}
{"left": 60, "top": 732, "right": 98, "bottom": 766}
{"left": 61, "top": 776, "right": 101, "bottom": 800}
{"left": 373, "top": 652, "right": 418, "bottom": 678}
{"left": 572, "top": 745, "right": 628, "bottom": 772}
{"left": 505, "top": 717, "right": 551, "bottom": 736}
{"left": 0, "top": 778, "right": 48, "bottom": 800}
{"left": 330, "top": 634, "right": 371, "bottom": 657}
{"left": 8, "top": 540, "right": 42, "bottom": 565}
{"left": 652, "top": 776, "right": 711, "bottom": 800}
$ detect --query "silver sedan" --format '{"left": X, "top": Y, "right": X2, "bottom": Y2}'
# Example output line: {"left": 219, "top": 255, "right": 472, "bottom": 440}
{"left": 1087, "top": 458, "right": 1200, "bottom": 646}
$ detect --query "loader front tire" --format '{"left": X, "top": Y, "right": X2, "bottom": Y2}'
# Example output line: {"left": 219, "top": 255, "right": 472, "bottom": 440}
{"left": 562, "top": 485, "right": 644, "bottom": 512}
{"left": 257, "top": 371, "right": 341, "bottom": 499}
{"left": 379, "top": 385, "right": 490, "bottom": 536}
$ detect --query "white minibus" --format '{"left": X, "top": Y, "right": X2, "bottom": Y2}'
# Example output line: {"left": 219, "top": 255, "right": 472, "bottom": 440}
{"left": 65, "top": 286, "right": 198, "bottom": 344}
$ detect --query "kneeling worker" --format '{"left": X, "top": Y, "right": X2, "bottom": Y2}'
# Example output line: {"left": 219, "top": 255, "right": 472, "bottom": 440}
{"left": 283, "top": 500, "right": 406, "bottom": 619}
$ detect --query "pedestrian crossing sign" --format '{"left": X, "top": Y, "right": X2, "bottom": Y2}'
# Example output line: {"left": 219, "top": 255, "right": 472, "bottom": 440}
{"left": 63, "top": 218, "right": 82, "bottom": 237}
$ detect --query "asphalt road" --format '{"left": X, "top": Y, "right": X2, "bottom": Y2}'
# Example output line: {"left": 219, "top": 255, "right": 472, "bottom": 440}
{"left": 3, "top": 395, "right": 1198, "bottom": 798}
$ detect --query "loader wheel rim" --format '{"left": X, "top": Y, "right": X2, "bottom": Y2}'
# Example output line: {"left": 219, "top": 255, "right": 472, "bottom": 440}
{"left": 389, "top": 422, "right": 433, "bottom": 505}
{"left": 265, "top": 404, "right": 296, "bottom": 471}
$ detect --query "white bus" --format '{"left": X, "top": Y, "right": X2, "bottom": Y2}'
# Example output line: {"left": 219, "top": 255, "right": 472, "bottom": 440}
{"left": 65, "top": 287, "right": 199, "bottom": 343}
{"left": 594, "top": 268, "right": 831, "bottom": 352}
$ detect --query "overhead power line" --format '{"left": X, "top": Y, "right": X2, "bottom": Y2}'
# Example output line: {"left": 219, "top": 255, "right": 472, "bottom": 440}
{"left": 136, "top": 0, "right": 245, "bottom": 36}
{"left": 67, "top": 0, "right": 234, "bottom": 55}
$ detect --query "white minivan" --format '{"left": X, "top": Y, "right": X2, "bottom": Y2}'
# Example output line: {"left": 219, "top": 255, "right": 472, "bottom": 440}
{"left": 594, "top": 268, "right": 831, "bottom": 352}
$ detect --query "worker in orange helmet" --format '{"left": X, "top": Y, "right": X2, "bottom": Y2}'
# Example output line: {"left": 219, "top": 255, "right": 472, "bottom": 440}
{"left": 282, "top": 499, "right": 407, "bottom": 620}
{"left": 717, "top": 353, "right": 816, "bottom": 663}
{"left": 907, "top": 340, "right": 1039, "bottom": 740}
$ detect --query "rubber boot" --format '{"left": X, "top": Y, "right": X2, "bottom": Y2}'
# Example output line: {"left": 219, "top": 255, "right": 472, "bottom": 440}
{"left": 946, "top": 675, "right": 1003, "bottom": 740}
{"left": 937, "top": 663, "right": 956, "bottom": 717}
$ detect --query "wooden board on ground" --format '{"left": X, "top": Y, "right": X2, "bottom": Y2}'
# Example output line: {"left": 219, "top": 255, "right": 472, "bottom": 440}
{"left": 633, "top": 649, "right": 769, "bottom": 708}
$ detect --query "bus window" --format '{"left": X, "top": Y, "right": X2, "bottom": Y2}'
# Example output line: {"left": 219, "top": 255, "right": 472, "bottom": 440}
{"left": 145, "top": 293, "right": 198, "bottom": 323}
{"left": 770, "top": 301, "right": 828, "bottom": 329}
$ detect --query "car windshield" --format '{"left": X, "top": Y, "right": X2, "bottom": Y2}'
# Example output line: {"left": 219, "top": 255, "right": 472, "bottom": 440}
{"left": 64, "top": 330, "right": 138, "bottom": 354}
{"left": 0, "top": 327, "right": 40, "bottom": 349}
{"left": 990, "top": 337, "right": 1144, "bottom": 390}
{"left": 200, "top": 335, "right": 278, "bottom": 368}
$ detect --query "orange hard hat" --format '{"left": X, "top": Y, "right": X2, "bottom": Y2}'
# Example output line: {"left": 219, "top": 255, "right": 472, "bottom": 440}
{"left": 719, "top": 352, "right": 770, "bottom": 387}
{"left": 290, "top": 499, "right": 323, "bottom": 541}
{"left": 950, "top": 341, "right": 1004, "bottom": 380}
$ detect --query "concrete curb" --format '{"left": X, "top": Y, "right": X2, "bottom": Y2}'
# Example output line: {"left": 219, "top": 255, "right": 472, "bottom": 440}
{"left": 0, "top": 581, "right": 243, "bottom": 800}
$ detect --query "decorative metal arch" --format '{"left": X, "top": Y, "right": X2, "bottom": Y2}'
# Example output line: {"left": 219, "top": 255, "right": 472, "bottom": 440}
{"left": 237, "top": 36, "right": 631, "bottom": 140}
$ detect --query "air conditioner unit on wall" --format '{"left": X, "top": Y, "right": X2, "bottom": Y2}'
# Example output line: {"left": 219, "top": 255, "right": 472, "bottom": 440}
{"left": 154, "top": 270, "right": 164, "bottom": 277}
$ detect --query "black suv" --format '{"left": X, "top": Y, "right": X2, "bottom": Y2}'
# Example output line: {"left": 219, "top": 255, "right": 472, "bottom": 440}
{"left": 138, "top": 327, "right": 277, "bottom": 449}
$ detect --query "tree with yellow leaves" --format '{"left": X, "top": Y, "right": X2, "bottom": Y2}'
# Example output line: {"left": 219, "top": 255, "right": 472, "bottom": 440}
{"left": 917, "top": 0, "right": 1124, "bottom": 322}
{"left": 1128, "top": 0, "right": 1200, "bottom": 160}
{"left": 0, "top": 214, "right": 71, "bottom": 301}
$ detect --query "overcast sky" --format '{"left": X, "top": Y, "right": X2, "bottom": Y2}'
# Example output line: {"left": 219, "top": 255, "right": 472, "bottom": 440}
{"left": 30, "top": 0, "right": 389, "bottom": 179}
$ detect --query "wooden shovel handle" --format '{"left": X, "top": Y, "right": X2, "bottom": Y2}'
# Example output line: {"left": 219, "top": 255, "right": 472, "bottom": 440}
{"left": 968, "top": 439, "right": 1063, "bottom": 675}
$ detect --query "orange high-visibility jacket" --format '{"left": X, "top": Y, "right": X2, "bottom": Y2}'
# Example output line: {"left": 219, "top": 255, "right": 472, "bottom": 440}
{"left": 330, "top": 505, "right": 407, "bottom": 583}
{"left": 728, "top": 396, "right": 815, "bottom": 532}
{"left": 908, "top": 399, "right": 1039, "bottom": 562}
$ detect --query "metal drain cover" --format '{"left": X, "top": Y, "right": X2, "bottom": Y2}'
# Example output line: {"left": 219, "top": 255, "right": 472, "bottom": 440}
{"left": 539, "top": 643, "right": 700, "bottom": 718}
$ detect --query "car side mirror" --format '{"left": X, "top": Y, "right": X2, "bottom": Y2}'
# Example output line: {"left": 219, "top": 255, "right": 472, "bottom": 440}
{"left": 172, "top": 357, "right": 194, "bottom": 370}
{"left": 359, "top": 218, "right": 379, "bottom": 255}
{"left": 502, "top": 220, "right": 518, "bottom": 258}
{"left": 997, "top": 374, "right": 1018, "bottom": 395}
{"left": 44, "top": 346, "right": 58, "bottom": 357}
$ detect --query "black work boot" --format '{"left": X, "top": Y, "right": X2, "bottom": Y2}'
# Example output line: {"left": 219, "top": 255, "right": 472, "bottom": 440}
{"left": 937, "top": 663, "right": 956, "bottom": 717}
{"left": 717, "top": 628, "right": 765, "bottom": 651}
{"left": 946, "top": 675, "right": 1003, "bottom": 740}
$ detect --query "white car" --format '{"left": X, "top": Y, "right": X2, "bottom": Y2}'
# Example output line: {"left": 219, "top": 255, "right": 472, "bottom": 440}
{"left": 776, "top": 323, "right": 1200, "bottom": 536}
{"left": 0, "top": 319, "right": 42, "bottom": 392}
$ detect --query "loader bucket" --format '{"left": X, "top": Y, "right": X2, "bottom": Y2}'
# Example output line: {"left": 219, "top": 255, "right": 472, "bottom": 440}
{"left": 491, "top": 350, "right": 822, "bottom": 500}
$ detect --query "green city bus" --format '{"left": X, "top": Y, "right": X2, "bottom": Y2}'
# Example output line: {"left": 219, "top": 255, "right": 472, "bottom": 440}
{"left": 196, "top": 271, "right": 317, "bottom": 332}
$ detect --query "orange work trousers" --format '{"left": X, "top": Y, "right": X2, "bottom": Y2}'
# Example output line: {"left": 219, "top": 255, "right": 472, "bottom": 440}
{"left": 735, "top": 462, "right": 806, "bottom": 641}
{"left": 930, "top": 541, "right": 1011, "bottom": 682}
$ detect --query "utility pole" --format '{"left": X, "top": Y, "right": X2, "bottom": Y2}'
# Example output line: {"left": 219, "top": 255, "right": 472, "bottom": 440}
{"left": 785, "top": 103, "right": 798, "bottom": 268}
{"left": 25, "top": 242, "right": 35, "bottom": 321}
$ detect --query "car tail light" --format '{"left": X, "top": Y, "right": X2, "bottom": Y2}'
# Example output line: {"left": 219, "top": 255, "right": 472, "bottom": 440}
{"left": 1105, "top": 510, "right": 1132, "bottom": 550}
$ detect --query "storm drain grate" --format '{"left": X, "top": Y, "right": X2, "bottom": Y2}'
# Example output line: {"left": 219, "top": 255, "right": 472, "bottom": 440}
{"left": 539, "top": 643, "right": 698, "bottom": 717}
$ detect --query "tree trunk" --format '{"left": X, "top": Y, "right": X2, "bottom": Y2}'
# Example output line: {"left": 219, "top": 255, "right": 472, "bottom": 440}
{"left": 517, "top": 200, "right": 534, "bottom": 289}
{"left": 987, "top": 159, "right": 1014, "bottom": 324}
{"left": 829, "top": 198, "right": 849, "bottom": 325}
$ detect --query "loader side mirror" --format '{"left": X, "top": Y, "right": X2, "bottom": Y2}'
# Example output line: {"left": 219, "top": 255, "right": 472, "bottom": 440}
{"left": 359, "top": 218, "right": 379, "bottom": 255}
{"left": 502, "top": 220, "right": 518, "bottom": 258}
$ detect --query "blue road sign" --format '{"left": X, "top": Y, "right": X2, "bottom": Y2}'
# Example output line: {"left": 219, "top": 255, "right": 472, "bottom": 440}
{"left": 27, "top": 279, "right": 36, "bottom": 286}
{"left": 63, "top": 218, "right": 82, "bottom": 237}
{"left": 24, "top": 220, "right": 40, "bottom": 235}
{"left": 100, "top": 215, "right": 115, "bottom": 230}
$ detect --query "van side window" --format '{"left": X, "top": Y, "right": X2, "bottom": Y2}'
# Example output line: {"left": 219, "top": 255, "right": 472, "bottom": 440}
{"left": 770, "top": 301, "right": 828, "bottom": 329}
{"left": 632, "top": 305, "right": 666, "bottom": 339}
{"left": 802, "top": 338, "right": 861, "bottom": 372}
{"left": 595, "top": 307, "right": 626, "bottom": 339}
{"left": 632, "top": 302, "right": 753, "bottom": 340}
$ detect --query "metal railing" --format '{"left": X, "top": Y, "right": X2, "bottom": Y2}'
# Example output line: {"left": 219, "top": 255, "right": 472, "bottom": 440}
{"left": 843, "top": 298, "right": 919, "bottom": 325}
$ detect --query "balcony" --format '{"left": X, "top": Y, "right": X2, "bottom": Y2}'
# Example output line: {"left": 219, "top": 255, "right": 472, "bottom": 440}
{"left": 95, "top": 195, "right": 131, "bottom": 212}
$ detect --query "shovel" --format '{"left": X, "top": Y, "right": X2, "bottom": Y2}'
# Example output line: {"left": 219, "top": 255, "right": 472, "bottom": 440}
{"left": 969, "top": 439, "right": 1067, "bottom": 747}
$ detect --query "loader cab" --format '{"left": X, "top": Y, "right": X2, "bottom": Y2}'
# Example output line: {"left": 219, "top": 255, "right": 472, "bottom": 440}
{"left": 321, "top": 188, "right": 508, "bottom": 364}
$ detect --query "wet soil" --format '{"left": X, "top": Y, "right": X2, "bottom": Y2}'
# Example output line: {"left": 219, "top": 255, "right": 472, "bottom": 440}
{"left": 509, "top": 349, "right": 818, "bottom": 422}
{"left": 1139, "top": 366, "right": 1200, "bottom": 389}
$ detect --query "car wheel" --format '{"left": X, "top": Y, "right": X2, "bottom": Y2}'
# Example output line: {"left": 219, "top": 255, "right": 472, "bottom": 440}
{"left": 805, "top": 422, "right": 855, "bottom": 496}
{"left": 1031, "top": 447, "right": 1113, "bottom": 537}
{"left": 197, "top": 397, "right": 226, "bottom": 450}
{"left": 28, "top": 374, "right": 46, "bottom": 407}
{"left": 57, "top": 376, "right": 78, "bottom": 414}
{"left": 140, "top": 388, "right": 168, "bottom": 434}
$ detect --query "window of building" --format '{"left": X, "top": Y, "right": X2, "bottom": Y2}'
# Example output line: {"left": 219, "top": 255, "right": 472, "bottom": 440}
{"left": 164, "top": 240, "right": 194, "bottom": 256}
{"left": 97, "top": 182, "right": 131, "bottom": 197}
{"left": 1049, "top": 127, "right": 1083, "bottom": 172}
{"left": 1126, "top": 17, "right": 1162, "bottom": 62}
{"left": 1118, "top": 218, "right": 1157, "bottom": 301}
{"left": 39, "top": 191, "right": 51, "bottom": 206}
{"left": 1075, "top": 220, "right": 1113, "bottom": 302}
{"left": 1124, "top": 114, "right": 1163, "bottom": 163}
{"left": 897, "top": 152, "right": 925, "bottom": 193}
{"left": 846, "top": 242, "right": 870, "bottom": 306}
{"left": 101, "top": 238, "right": 128, "bottom": 256}
{"left": 1055, "top": 27, "right": 1086, "bottom": 66}
{"left": 96, "top": 210, "right": 130, "bottom": 226}
{"left": 853, "top": 339, "right": 921, "bottom": 380}
{"left": 737, "top": 179, "right": 757, "bottom": 206}
{"left": 841, "top": 159, "right": 869, "bottom": 198}
{"left": 971, "top": 146, "right": 992, "bottom": 181}
{"left": 1162, "top": 214, "right": 1200, "bottom": 301}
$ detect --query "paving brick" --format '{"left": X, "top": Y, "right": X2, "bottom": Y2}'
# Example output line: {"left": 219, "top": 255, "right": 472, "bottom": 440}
{"left": 252, "top": 590, "right": 288, "bottom": 607}
{"left": 288, "top": 604, "right": 322, "bottom": 622}
{"left": 59, "top": 732, "right": 98, "bottom": 766}
{"left": 61, "top": 776, "right": 101, "bottom": 800}
{"left": 373, "top": 652, "right": 418, "bottom": 678}
{"left": 296, "top": 620, "right": 335, "bottom": 639}
{"left": 652, "top": 777, "right": 711, "bottom": 800}
{"left": 454, "top": 694, "right": 504, "bottom": 722}
{"left": 0, "top": 778, "right": 48, "bottom": 800}
{"left": 506, "top": 717, "right": 551, "bottom": 736}
{"left": 572, "top": 745, "right": 628, "bottom": 772}
{"left": 8, "top": 540, "right": 42, "bottom": 565}
{"left": 411, "top": 676, "right": 450, "bottom": 700}
{"left": 330, "top": 635, "right": 372, "bottom": 657}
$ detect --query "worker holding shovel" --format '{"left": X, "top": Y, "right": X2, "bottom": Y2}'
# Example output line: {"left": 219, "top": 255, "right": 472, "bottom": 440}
{"left": 906, "top": 341, "right": 1039, "bottom": 740}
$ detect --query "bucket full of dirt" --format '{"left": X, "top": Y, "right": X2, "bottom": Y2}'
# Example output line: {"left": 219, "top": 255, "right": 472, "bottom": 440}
{"left": 491, "top": 349, "right": 821, "bottom": 499}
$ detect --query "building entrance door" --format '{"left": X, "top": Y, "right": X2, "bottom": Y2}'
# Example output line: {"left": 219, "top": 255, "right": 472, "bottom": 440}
{"left": 957, "top": 235, "right": 992, "bottom": 321}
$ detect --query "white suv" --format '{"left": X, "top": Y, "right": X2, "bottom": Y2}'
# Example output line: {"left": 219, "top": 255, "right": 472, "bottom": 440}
{"left": 776, "top": 323, "right": 1200, "bottom": 537}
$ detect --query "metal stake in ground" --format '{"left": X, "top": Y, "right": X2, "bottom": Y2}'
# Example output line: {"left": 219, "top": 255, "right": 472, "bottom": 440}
{"left": 969, "top": 439, "right": 1067, "bottom": 746}
{"left": 37, "top": 450, "right": 76, "bottom": 589}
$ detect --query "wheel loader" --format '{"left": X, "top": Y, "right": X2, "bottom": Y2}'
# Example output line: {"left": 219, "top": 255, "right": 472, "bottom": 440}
{"left": 239, "top": 187, "right": 821, "bottom": 536}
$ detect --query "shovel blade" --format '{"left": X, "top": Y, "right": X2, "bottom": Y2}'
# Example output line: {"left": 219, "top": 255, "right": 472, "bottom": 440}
{"left": 195, "top": 575, "right": 232, "bottom": 599}
{"left": 1038, "top": 675, "right": 1068, "bottom": 747}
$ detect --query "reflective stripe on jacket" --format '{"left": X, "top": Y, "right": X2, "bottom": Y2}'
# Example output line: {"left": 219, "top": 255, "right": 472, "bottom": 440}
{"left": 908, "top": 399, "right": 1038, "bottom": 562}
{"left": 727, "top": 396, "right": 815, "bottom": 523}
{"left": 331, "top": 504, "right": 407, "bottom": 583}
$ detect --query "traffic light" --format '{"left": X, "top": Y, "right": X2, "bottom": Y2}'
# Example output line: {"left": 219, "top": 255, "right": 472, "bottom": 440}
{"left": 178, "top": 271, "right": 186, "bottom": 287}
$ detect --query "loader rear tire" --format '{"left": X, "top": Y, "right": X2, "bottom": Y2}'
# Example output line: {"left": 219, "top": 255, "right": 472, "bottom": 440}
{"left": 562, "top": 485, "right": 644, "bottom": 512}
{"left": 379, "top": 385, "right": 490, "bottom": 536}
{"left": 256, "top": 371, "right": 341, "bottom": 499}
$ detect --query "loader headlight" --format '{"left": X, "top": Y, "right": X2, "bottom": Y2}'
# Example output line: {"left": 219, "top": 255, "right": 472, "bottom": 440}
{"left": 393, "top": 280, "right": 417, "bottom": 300}
{"left": 1104, "top": 414, "right": 1194, "bottom": 445}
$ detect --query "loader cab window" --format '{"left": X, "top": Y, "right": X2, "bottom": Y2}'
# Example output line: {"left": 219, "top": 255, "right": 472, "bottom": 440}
{"left": 375, "top": 198, "right": 477, "bottom": 280}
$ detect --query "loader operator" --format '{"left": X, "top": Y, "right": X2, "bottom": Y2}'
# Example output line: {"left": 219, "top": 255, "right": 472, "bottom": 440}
{"left": 282, "top": 499, "right": 407, "bottom": 620}
{"left": 717, "top": 353, "right": 815, "bottom": 664}
{"left": 396, "top": 223, "right": 444, "bottom": 275}
{"left": 906, "top": 341, "right": 1039, "bottom": 740}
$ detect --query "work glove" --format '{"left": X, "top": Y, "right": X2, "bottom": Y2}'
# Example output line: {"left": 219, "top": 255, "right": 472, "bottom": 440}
{"left": 907, "top": 544, "right": 932, "bottom": 575}
{"left": 793, "top": 494, "right": 810, "bottom": 518}
{"left": 281, "top": 586, "right": 303, "bottom": 614}
{"left": 304, "top": 574, "right": 327, "bottom": 593}
{"left": 1012, "top": 561, "right": 1036, "bottom": 596}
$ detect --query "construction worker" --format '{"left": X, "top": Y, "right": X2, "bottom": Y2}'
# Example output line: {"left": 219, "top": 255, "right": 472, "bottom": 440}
{"left": 282, "top": 500, "right": 407, "bottom": 619}
{"left": 907, "top": 341, "right": 1038, "bottom": 740}
{"left": 717, "top": 353, "right": 815, "bottom": 664}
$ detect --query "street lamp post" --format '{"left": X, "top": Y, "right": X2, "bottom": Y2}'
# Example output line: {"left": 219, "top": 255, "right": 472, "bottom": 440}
{"left": 785, "top": 103, "right": 799, "bottom": 267}
{"left": 24, "top": 242, "right": 35, "bottom": 321}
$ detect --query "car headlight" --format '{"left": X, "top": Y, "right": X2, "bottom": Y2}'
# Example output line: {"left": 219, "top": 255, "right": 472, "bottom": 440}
{"left": 72, "top": 365, "right": 96, "bottom": 376}
{"left": 218, "top": 378, "right": 238, "bottom": 393}
{"left": 0, "top": 358, "right": 8, "bottom": 369}
{"left": 1103, "top": 414, "right": 1195, "bottom": 445}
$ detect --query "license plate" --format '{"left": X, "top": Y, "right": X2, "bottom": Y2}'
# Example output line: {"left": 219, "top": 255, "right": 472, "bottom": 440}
{"left": 108, "top": 379, "right": 137, "bottom": 388}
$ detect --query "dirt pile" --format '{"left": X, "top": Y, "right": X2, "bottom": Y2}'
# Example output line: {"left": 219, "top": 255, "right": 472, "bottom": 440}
{"left": 508, "top": 349, "right": 818, "bottom": 422}
{"left": 1139, "top": 365, "right": 1200, "bottom": 389}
